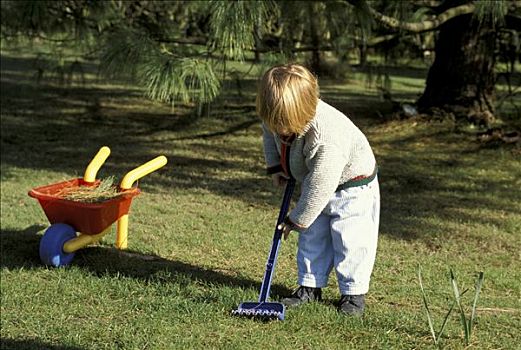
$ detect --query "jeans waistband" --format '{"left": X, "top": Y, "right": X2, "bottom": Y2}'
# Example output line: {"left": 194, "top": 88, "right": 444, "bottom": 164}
{"left": 336, "top": 166, "right": 378, "bottom": 192}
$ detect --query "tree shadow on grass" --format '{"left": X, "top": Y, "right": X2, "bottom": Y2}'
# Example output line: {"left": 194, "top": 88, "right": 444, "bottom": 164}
{"left": 2, "top": 54, "right": 519, "bottom": 245}
{"left": 1, "top": 53, "right": 263, "bottom": 182}
{"left": 75, "top": 246, "right": 291, "bottom": 298}
{"left": 0, "top": 225, "right": 46, "bottom": 268}
{"left": 374, "top": 127, "right": 521, "bottom": 247}
{"left": 0, "top": 226, "right": 291, "bottom": 299}
{"left": 0, "top": 338, "right": 84, "bottom": 350}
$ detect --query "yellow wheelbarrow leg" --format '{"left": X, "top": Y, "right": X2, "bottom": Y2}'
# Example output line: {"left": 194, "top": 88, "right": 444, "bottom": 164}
{"left": 84, "top": 146, "right": 111, "bottom": 183}
{"left": 63, "top": 227, "right": 112, "bottom": 253}
{"left": 116, "top": 156, "right": 168, "bottom": 249}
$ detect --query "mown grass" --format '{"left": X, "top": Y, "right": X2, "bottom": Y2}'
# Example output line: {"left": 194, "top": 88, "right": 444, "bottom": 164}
{"left": 1, "top": 51, "right": 520, "bottom": 349}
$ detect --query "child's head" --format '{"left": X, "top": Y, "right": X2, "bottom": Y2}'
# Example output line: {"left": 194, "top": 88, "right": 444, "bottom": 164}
{"left": 256, "top": 64, "right": 319, "bottom": 136}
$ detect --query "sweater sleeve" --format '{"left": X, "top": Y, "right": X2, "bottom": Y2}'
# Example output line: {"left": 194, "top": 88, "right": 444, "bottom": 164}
{"left": 262, "top": 123, "right": 281, "bottom": 169}
{"left": 288, "top": 142, "right": 345, "bottom": 228}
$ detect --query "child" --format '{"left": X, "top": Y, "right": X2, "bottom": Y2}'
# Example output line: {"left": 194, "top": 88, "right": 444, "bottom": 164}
{"left": 256, "top": 64, "right": 380, "bottom": 316}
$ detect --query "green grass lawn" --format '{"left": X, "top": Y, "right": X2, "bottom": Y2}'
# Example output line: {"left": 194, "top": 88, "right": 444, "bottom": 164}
{"left": 1, "top": 51, "right": 520, "bottom": 349}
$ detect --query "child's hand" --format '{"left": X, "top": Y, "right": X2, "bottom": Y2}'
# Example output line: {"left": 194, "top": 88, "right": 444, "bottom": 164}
{"left": 278, "top": 216, "right": 304, "bottom": 240}
{"left": 272, "top": 172, "right": 289, "bottom": 187}
{"left": 277, "top": 221, "right": 292, "bottom": 240}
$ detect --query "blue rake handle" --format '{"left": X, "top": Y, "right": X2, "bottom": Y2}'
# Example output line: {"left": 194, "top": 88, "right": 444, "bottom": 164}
{"left": 258, "top": 178, "right": 296, "bottom": 303}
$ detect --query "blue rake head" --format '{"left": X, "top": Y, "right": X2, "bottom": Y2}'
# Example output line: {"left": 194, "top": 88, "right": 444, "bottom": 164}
{"left": 232, "top": 302, "right": 285, "bottom": 321}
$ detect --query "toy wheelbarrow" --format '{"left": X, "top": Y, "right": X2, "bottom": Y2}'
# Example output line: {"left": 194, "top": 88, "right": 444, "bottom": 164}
{"left": 28, "top": 146, "right": 167, "bottom": 267}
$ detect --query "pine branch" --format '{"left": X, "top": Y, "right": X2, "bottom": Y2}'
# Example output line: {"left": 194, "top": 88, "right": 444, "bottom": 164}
{"left": 99, "top": 28, "right": 220, "bottom": 107}
{"left": 346, "top": 0, "right": 476, "bottom": 33}
{"left": 208, "top": 0, "right": 273, "bottom": 60}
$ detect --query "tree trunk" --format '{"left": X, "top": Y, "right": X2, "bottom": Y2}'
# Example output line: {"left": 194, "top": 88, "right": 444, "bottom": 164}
{"left": 253, "top": 20, "right": 262, "bottom": 63}
{"left": 308, "top": 2, "right": 323, "bottom": 74}
{"left": 417, "top": 13, "right": 497, "bottom": 126}
{"left": 359, "top": 38, "right": 367, "bottom": 68}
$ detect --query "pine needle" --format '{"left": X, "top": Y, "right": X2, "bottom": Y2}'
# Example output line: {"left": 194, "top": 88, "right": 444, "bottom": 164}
{"left": 58, "top": 176, "right": 121, "bottom": 203}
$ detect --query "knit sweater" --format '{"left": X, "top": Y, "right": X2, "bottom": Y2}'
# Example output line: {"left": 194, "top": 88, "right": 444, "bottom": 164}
{"left": 262, "top": 99, "right": 377, "bottom": 228}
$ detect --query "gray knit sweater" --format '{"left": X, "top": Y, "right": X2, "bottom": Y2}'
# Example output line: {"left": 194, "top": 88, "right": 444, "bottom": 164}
{"left": 262, "top": 99, "right": 377, "bottom": 228}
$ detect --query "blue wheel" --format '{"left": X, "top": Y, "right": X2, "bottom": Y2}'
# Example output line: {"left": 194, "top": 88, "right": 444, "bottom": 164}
{"left": 39, "top": 223, "right": 77, "bottom": 267}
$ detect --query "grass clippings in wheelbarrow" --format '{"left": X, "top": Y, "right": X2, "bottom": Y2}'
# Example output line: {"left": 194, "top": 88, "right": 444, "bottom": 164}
{"left": 57, "top": 176, "right": 122, "bottom": 203}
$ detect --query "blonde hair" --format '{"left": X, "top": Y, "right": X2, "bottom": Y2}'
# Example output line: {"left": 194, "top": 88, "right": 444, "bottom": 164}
{"left": 256, "top": 64, "right": 319, "bottom": 135}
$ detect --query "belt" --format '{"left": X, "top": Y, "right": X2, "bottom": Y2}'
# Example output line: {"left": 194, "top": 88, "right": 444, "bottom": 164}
{"left": 336, "top": 166, "right": 378, "bottom": 192}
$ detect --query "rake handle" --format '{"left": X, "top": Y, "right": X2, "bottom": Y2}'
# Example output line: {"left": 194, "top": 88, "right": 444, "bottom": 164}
{"left": 258, "top": 179, "right": 296, "bottom": 303}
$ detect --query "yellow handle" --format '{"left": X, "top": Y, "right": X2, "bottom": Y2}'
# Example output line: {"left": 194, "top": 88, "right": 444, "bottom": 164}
{"left": 63, "top": 227, "right": 111, "bottom": 253}
{"left": 116, "top": 215, "right": 129, "bottom": 249}
{"left": 83, "top": 146, "right": 111, "bottom": 183}
{"left": 120, "top": 156, "right": 167, "bottom": 190}
{"left": 116, "top": 155, "right": 167, "bottom": 250}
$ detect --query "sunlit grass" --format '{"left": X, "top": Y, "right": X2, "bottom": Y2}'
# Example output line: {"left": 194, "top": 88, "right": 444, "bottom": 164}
{"left": 1, "top": 50, "right": 520, "bottom": 349}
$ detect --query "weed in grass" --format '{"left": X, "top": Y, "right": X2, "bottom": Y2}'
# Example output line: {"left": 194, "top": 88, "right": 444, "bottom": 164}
{"left": 418, "top": 265, "right": 456, "bottom": 347}
{"left": 450, "top": 268, "right": 485, "bottom": 347}
{"left": 418, "top": 265, "right": 485, "bottom": 348}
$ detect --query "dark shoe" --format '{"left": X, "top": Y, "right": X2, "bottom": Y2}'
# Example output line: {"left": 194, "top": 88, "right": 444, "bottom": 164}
{"left": 338, "top": 294, "right": 365, "bottom": 316}
{"left": 281, "top": 286, "right": 322, "bottom": 307}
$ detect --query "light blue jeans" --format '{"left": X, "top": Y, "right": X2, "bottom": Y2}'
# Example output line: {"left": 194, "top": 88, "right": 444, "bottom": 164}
{"left": 297, "top": 177, "right": 380, "bottom": 295}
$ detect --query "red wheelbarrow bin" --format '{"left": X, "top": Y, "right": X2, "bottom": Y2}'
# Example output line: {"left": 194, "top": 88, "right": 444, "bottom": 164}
{"left": 28, "top": 146, "right": 167, "bottom": 267}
